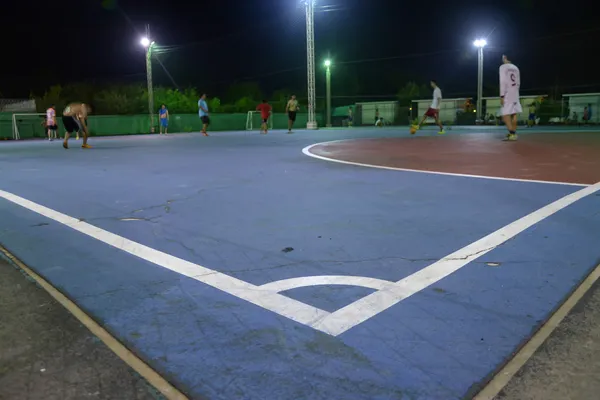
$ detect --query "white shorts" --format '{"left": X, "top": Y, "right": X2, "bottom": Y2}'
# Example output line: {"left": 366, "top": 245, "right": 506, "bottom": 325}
{"left": 501, "top": 101, "right": 522, "bottom": 116}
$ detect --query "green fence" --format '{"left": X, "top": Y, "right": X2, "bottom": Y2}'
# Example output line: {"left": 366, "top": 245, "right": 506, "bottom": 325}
{"left": 0, "top": 112, "right": 324, "bottom": 140}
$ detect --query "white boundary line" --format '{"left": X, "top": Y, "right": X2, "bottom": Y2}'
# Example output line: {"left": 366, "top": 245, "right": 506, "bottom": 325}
{"left": 0, "top": 189, "right": 331, "bottom": 332}
{"left": 2, "top": 181, "right": 599, "bottom": 338}
{"left": 310, "top": 181, "right": 600, "bottom": 335}
{"left": 302, "top": 140, "right": 590, "bottom": 187}
{"left": 0, "top": 244, "right": 189, "bottom": 400}
{"left": 473, "top": 262, "right": 600, "bottom": 400}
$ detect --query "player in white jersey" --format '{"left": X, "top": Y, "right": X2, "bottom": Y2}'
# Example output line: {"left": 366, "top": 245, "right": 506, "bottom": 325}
{"left": 499, "top": 54, "right": 522, "bottom": 141}
{"left": 46, "top": 105, "right": 58, "bottom": 140}
{"left": 413, "top": 80, "right": 445, "bottom": 135}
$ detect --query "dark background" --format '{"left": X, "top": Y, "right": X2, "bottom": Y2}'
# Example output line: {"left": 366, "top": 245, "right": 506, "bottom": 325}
{"left": 2, "top": 0, "right": 598, "bottom": 100}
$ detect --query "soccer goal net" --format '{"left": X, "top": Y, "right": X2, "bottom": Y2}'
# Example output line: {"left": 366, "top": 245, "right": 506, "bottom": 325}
{"left": 12, "top": 113, "right": 47, "bottom": 140}
{"left": 245, "top": 111, "right": 274, "bottom": 131}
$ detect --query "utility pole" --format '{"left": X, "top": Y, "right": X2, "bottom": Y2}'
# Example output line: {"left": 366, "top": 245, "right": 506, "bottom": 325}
{"left": 476, "top": 45, "right": 483, "bottom": 122}
{"left": 325, "top": 60, "right": 332, "bottom": 127}
{"left": 305, "top": 1, "right": 317, "bottom": 129}
{"left": 145, "top": 24, "right": 155, "bottom": 133}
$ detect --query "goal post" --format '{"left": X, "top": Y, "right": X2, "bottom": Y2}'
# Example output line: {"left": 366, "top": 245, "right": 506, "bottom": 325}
{"left": 12, "top": 113, "right": 46, "bottom": 140}
{"left": 245, "top": 111, "right": 274, "bottom": 131}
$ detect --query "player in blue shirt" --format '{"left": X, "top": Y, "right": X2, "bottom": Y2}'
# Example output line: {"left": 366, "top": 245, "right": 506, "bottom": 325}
{"left": 198, "top": 94, "right": 210, "bottom": 136}
{"left": 158, "top": 104, "right": 169, "bottom": 134}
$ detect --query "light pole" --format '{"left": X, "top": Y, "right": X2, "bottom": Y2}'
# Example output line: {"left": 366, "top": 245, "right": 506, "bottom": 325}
{"left": 473, "top": 39, "right": 487, "bottom": 123}
{"left": 324, "top": 59, "right": 332, "bottom": 127}
{"left": 304, "top": 0, "right": 318, "bottom": 129}
{"left": 141, "top": 28, "right": 156, "bottom": 133}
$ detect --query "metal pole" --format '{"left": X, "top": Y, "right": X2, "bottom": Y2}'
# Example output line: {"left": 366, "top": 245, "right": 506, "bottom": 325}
{"left": 325, "top": 66, "right": 331, "bottom": 127}
{"left": 305, "top": 1, "right": 317, "bottom": 129}
{"left": 145, "top": 24, "right": 155, "bottom": 133}
{"left": 476, "top": 46, "right": 483, "bottom": 122}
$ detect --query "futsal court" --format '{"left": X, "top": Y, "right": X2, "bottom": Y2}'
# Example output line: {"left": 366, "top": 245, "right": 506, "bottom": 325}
{"left": 1, "top": 125, "right": 599, "bottom": 400}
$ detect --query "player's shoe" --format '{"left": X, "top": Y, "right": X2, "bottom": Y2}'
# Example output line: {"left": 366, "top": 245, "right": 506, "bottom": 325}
{"left": 502, "top": 133, "right": 518, "bottom": 141}
{"left": 63, "top": 141, "right": 68, "bottom": 149}
{"left": 82, "top": 144, "right": 92, "bottom": 149}
{"left": 438, "top": 129, "right": 446, "bottom": 135}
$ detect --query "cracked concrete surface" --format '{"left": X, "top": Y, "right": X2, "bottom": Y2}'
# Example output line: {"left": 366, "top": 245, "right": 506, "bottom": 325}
{"left": 0, "top": 258, "right": 161, "bottom": 400}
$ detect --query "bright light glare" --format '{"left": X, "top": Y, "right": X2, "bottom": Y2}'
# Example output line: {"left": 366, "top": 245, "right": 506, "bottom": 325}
{"left": 473, "top": 39, "right": 487, "bottom": 48}
{"left": 324, "top": 59, "right": 331, "bottom": 67}
{"left": 140, "top": 37, "right": 150, "bottom": 47}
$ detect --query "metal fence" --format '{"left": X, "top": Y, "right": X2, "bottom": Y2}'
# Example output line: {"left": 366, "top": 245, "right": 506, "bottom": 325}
{"left": 0, "top": 99, "right": 36, "bottom": 113}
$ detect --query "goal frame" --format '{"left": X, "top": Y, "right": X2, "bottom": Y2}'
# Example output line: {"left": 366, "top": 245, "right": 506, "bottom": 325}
{"left": 12, "top": 113, "right": 46, "bottom": 140}
{"left": 245, "top": 111, "right": 274, "bottom": 131}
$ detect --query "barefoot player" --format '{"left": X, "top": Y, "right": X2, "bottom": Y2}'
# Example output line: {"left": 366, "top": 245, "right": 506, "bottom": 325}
{"left": 62, "top": 102, "right": 91, "bottom": 149}
{"left": 256, "top": 99, "right": 272, "bottom": 134}
{"left": 499, "top": 54, "right": 522, "bottom": 141}
{"left": 412, "top": 80, "right": 445, "bottom": 134}
{"left": 286, "top": 95, "right": 300, "bottom": 133}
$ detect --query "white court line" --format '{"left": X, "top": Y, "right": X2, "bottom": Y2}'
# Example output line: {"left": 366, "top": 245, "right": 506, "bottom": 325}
{"left": 0, "top": 244, "right": 189, "bottom": 400}
{"left": 259, "top": 275, "right": 396, "bottom": 293}
{"left": 1, "top": 182, "right": 599, "bottom": 337}
{"left": 473, "top": 262, "right": 600, "bottom": 399}
{"left": 311, "top": 181, "right": 600, "bottom": 336}
{"left": 0, "top": 189, "right": 330, "bottom": 331}
{"left": 302, "top": 140, "right": 590, "bottom": 187}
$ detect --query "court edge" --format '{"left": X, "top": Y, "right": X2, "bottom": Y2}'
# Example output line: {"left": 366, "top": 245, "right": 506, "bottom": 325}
{"left": 0, "top": 243, "right": 189, "bottom": 400}
{"left": 301, "top": 140, "right": 590, "bottom": 187}
{"left": 472, "top": 261, "right": 600, "bottom": 400}
{"left": 303, "top": 137, "right": 600, "bottom": 397}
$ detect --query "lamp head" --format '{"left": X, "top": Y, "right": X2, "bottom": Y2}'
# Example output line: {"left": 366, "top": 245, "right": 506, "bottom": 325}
{"left": 473, "top": 39, "right": 487, "bottom": 48}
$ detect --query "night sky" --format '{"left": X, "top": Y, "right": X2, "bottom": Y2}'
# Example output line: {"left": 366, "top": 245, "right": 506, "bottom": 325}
{"left": 3, "top": 0, "right": 599, "bottom": 101}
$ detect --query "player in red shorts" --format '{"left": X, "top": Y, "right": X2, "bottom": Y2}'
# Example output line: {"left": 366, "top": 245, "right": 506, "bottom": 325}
{"left": 412, "top": 80, "right": 445, "bottom": 135}
{"left": 256, "top": 99, "right": 272, "bottom": 134}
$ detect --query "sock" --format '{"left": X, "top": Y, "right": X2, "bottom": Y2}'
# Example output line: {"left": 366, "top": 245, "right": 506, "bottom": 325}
{"left": 509, "top": 130, "right": 516, "bottom": 135}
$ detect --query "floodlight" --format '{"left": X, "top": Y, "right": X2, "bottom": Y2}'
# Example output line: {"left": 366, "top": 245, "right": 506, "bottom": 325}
{"left": 473, "top": 39, "right": 487, "bottom": 48}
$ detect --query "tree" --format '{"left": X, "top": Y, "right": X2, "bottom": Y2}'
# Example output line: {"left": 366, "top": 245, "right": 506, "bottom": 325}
{"left": 153, "top": 87, "right": 199, "bottom": 113}
{"left": 61, "top": 83, "right": 97, "bottom": 106}
{"left": 31, "top": 80, "right": 282, "bottom": 115}
{"left": 208, "top": 97, "right": 221, "bottom": 112}
{"left": 270, "top": 89, "right": 293, "bottom": 112}
{"left": 397, "top": 82, "right": 429, "bottom": 107}
{"left": 35, "top": 85, "right": 63, "bottom": 112}
{"left": 95, "top": 85, "right": 145, "bottom": 115}
{"left": 234, "top": 96, "right": 256, "bottom": 113}
{"left": 225, "top": 82, "right": 262, "bottom": 103}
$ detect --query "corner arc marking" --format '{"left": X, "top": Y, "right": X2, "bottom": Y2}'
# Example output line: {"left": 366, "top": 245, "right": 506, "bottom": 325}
{"left": 259, "top": 275, "right": 396, "bottom": 293}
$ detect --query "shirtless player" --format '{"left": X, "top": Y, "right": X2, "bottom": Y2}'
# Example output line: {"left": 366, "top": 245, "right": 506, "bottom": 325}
{"left": 62, "top": 102, "right": 91, "bottom": 149}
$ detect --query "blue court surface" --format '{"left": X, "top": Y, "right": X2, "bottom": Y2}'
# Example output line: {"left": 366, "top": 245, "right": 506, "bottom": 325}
{"left": 1, "top": 127, "right": 599, "bottom": 400}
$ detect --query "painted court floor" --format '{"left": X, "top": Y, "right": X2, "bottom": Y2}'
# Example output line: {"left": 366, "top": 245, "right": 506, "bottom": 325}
{"left": 0, "top": 126, "right": 599, "bottom": 400}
